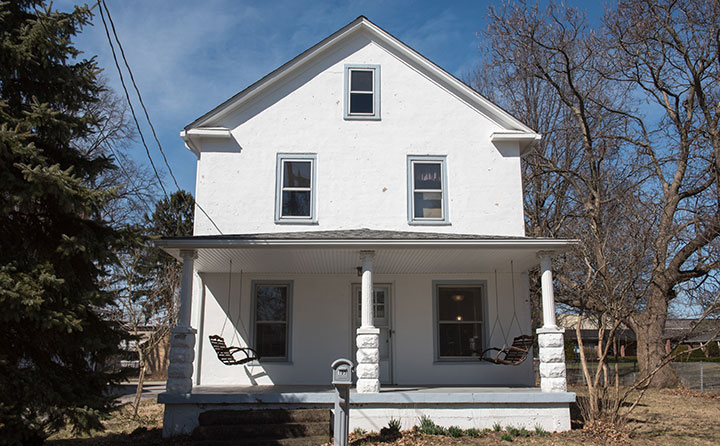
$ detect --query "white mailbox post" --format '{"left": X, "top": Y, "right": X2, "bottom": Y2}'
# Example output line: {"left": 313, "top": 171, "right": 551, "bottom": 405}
{"left": 331, "top": 358, "right": 354, "bottom": 446}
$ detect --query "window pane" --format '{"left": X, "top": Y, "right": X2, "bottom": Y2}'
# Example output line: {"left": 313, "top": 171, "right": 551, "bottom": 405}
{"left": 439, "top": 323, "right": 483, "bottom": 357}
{"left": 283, "top": 161, "right": 311, "bottom": 188}
{"left": 282, "top": 191, "right": 311, "bottom": 217}
{"left": 350, "top": 70, "right": 373, "bottom": 92}
{"left": 350, "top": 93, "right": 373, "bottom": 114}
{"left": 414, "top": 192, "right": 442, "bottom": 218}
{"left": 256, "top": 285, "right": 287, "bottom": 321}
{"left": 438, "top": 287, "right": 483, "bottom": 321}
{"left": 256, "top": 323, "right": 286, "bottom": 358}
{"left": 414, "top": 163, "right": 442, "bottom": 189}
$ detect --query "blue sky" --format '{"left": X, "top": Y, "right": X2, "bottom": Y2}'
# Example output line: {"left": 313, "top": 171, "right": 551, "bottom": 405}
{"left": 59, "top": 0, "right": 612, "bottom": 198}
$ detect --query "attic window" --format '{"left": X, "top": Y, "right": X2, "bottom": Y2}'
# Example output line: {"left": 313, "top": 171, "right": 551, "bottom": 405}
{"left": 344, "top": 65, "right": 380, "bottom": 120}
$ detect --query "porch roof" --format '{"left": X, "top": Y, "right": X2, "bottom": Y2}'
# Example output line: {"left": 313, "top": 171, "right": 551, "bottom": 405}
{"left": 154, "top": 228, "right": 577, "bottom": 274}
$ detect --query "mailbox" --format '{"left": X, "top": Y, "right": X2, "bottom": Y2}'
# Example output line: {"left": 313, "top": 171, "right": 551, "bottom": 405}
{"left": 331, "top": 358, "right": 354, "bottom": 385}
{"left": 331, "top": 358, "right": 354, "bottom": 446}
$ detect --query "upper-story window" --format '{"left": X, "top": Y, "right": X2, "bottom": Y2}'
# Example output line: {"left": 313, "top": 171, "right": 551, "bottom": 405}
{"left": 407, "top": 155, "right": 449, "bottom": 225}
{"left": 344, "top": 65, "right": 380, "bottom": 120}
{"left": 275, "top": 154, "right": 317, "bottom": 224}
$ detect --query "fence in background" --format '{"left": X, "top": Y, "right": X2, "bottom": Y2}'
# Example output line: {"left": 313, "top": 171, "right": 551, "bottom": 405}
{"left": 536, "top": 361, "right": 720, "bottom": 393}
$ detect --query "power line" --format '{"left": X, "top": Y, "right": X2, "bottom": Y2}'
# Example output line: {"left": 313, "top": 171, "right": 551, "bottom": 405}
{"left": 98, "top": 0, "right": 224, "bottom": 235}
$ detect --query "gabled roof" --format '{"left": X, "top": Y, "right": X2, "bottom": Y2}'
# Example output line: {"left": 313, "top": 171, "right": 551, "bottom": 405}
{"left": 181, "top": 16, "right": 540, "bottom": 154}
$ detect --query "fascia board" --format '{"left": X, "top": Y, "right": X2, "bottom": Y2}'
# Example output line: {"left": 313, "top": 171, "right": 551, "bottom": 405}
{"left": 180, "top": 127, "right": 232, "bottom": 157}
{"left": 153, "top": 237, "right": 578, "bottom": 251}
{"left": 491, "top": 132, "right": 543, "bottom": 155}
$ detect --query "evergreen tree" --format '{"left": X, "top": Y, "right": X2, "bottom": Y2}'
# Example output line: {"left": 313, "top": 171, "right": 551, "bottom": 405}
{"left": 0, "top": 2, "right": 126, "bottom": 443}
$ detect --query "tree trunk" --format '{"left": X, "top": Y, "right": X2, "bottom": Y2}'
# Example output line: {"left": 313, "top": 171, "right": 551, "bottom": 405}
{"left": 634, "top": 311, "right": 679, "bottom": 388}
{"left": 133, "top": 349, "right": 146, "bottom": 417}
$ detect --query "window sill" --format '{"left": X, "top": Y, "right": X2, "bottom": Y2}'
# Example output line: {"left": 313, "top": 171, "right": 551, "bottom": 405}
{"left": 344, "top": 115, "right": 381, "bottom": 121}
{"left": 275, "top": 219, "right": 318, "bottom": 225}
{"left": 408, "top": 221, "right": 451, "bottom": 226}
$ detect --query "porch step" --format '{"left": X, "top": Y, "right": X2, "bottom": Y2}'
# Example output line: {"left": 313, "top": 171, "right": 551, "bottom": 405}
{"left": 199, "top": 408, "right": 331, "bottom": 426}
{"left": 193, "top": 422, "right": 330, "bottom": 440}
{"left": 194, "top": 437, "right": 329, "bottom": 446}
{"left": 192, "top": 409, "right": 331, "bottom": 445}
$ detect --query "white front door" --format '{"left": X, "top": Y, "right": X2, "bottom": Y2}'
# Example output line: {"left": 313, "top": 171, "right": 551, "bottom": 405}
{"left": 353, "top": 285, "right": 392, "bottom": 384}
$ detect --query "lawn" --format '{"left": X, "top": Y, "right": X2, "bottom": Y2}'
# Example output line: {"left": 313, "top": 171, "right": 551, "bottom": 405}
{"left": 47, "top": 386, "right": 720, "bottom": 445}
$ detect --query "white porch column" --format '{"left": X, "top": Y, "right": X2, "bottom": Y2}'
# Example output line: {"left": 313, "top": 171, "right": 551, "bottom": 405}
{"left": 166, "top": 249, "right": 198, "bottom": 395}
{"left": 536, "top": 252, "right": 567, "bottom": 393}
{"left": 356, "top": 250, "right": 380, "bottom": 393}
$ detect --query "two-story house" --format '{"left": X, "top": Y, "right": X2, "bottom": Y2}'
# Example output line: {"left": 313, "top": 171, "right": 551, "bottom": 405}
{"left": 156, "top": 16, "right": 576, "bottom": 438}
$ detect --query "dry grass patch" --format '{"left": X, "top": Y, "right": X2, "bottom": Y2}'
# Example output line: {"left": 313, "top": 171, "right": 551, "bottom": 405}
{"left": 47, "top": 400, "right": 190, "bottom": 446}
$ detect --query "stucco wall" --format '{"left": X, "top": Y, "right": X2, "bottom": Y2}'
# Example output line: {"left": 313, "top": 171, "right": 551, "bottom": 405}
{"left": 195, "top": 272, "right": 533, "bottom": 387}
{"left": 191, "top": 32, "right": 525, "bottom": 237}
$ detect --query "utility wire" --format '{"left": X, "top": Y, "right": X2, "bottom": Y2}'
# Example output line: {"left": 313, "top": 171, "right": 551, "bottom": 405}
{"left": 98, "top": 0, "right": 224, "bottom": 235}
{"left": 98, "top": 3, "right": 168, "bottom": 198}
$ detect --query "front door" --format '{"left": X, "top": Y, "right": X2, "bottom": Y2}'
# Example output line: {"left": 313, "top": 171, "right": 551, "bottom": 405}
{"left": 353, "top": 285, "right": 392, "bottom": 384}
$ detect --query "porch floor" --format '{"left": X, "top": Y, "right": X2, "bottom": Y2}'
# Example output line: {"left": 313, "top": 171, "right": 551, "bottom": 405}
{"left": 159, "top": 385, "right": 575, "bottom": 405}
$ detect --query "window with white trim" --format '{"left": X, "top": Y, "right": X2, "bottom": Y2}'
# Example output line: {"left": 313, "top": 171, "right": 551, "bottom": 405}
{"left": 275, "top": 154, "right": 316, "bottom": 223}
{"left": 408, "top": 155, "right": 448, "bottom": 224}
{"left": 253, "top": 282, "right": 291, "bottom": 361}
{"left": 436, "top": 284, "right": 485, "bottom": 359}
{"left": 344, "top": 65, "right": 380, "bottom": 120}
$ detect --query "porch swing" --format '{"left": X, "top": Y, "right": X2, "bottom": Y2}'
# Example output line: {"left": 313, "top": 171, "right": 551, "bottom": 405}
{"left": 480, "top": 262, "right": 533, "bottom": 366}
{"left": 209, "top": 260, "right": 261, "bottom": 366}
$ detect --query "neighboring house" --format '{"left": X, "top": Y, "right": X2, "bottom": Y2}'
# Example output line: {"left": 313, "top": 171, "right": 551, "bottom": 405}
{"left": 559, "top": 315, "right": 720, "bottom": 358}
{"left": 156, "top": 17, "right": 576, "bottom": 437}
{"left": 117, "top": 326, "right": 171, "bottom": 379}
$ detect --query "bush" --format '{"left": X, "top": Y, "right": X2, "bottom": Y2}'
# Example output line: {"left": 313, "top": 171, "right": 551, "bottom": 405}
{"left": 352, "top": 427, "right": 367, "bottom": 435}
{"left": 535, "top": 425, "right": 549, "bottom": 436}
{"left": 447, "top": 426, "right": 463, "bottom": 437}
{"left": 417, "top": 416, "right": 445, "bottom": 435}
{"left": 380, "top": 418, "right": 401, "bottom": 437}
{"left": 465, "top": 428, "right": 481, "bottom": 437}
{"left": 500, "top": 432, "right": 514, "bottom": 442}
{"left": 492, "top": 422, "right": 502, "bottom": 432}
{"left": 506, "top": 426, "right": 520, "bottom": 437}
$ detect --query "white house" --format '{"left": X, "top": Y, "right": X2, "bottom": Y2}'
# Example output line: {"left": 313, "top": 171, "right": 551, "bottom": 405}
{"left": 156, "top": 16, "right": 576, "bottom": 438}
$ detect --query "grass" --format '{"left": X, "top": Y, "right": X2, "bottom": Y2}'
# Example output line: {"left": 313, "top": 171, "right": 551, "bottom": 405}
{"left": 48, "top": 385, "right": 720, "bottom": 446}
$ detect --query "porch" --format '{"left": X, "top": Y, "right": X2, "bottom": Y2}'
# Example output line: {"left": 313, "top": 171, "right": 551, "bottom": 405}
{"left": 160, "top": 385, "right": 575, "bottom": 433}
{"left": 155, "top": 229, "right": 576, "bottom": 436}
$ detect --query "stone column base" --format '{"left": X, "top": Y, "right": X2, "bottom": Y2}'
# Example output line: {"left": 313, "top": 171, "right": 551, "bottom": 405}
{"left": 537, "top": 326, "right": 567, "bottom": 393}
{"left": 166, "top": 326, "right": 197, "bottom": 394}
{"left": 356, "top": 327, "right": 380, "bottom": 393}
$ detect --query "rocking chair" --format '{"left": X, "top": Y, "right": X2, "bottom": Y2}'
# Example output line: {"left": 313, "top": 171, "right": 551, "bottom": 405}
{"left": 480, "top": 334, "right": 533, "bottom": 366}
{"left": 209, "top": 335, "right": 261, "bottom": 366}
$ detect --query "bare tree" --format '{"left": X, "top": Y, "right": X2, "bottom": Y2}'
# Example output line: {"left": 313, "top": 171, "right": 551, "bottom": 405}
{"left": 601, "top": 0, "right": 720, "bottom": 388}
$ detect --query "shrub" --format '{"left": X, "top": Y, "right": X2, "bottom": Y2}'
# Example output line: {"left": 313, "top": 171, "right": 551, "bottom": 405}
{"left": 352, "top": 427, "right": 367, "bottom": 435}
{"left": 465, "top": 428, "right": 481, "bottom": 437}
{"left": 506, "top": 426, "right": 520, "bottom": 437}
{"left": 492, "top": 422, "right": 502, "bottom": 432}
{"left": 447, "top": 426, "right": 463, "bottom": 437}
{"left": 519, "top": 427, "right": 530, "bottom": 437}
{"left": 380, "top": 418, "right": 401, "bottom": 437}
{"left": 534, "top": 425, "right": 549, "bottom": 436}
{"left": 417, "top": 416, "right": 445, "bottom": 435}
{"left": 500, "top": 432, "right": 514, "bottom": 442}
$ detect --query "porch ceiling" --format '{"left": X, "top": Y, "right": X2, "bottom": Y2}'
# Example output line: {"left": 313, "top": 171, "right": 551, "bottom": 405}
{"left": 154, "top": 229, "right": 576, "bottom": 274}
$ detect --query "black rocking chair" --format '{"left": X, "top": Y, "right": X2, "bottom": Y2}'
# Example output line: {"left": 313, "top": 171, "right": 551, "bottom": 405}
{"left": 208, "top": 335, "right": 261, "bottom": 366}
{"left": 480, "top": 335, "right": 533, "bottom": 366}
